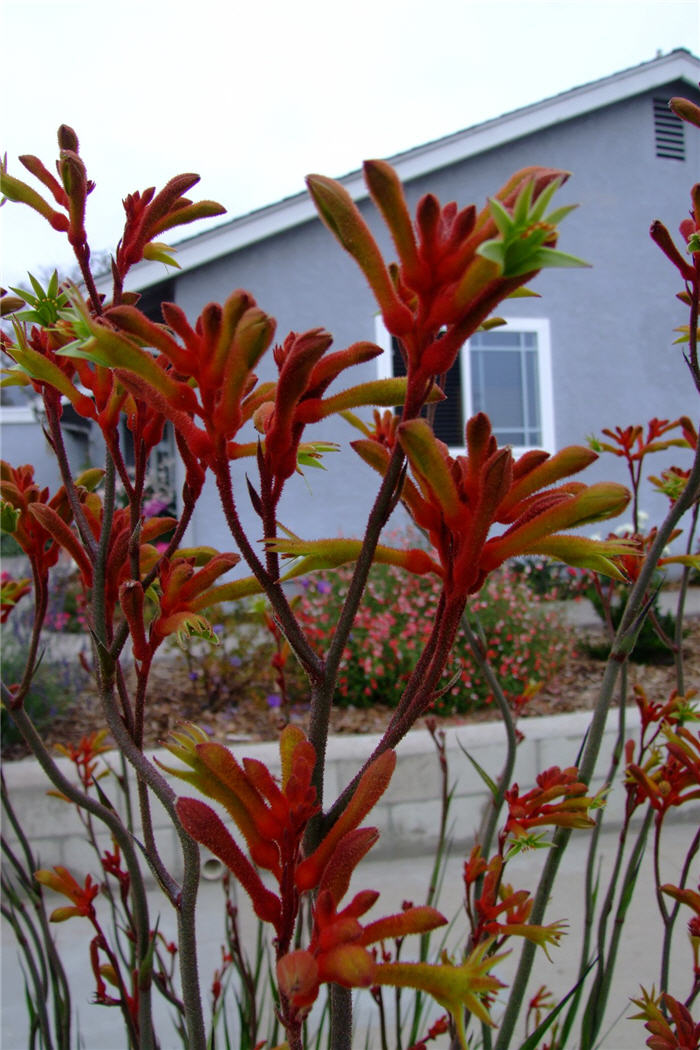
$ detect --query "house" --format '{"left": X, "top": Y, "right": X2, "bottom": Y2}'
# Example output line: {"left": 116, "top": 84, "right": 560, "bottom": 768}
{"left": 5, "top": 49, "right": 700, "bottom": 560}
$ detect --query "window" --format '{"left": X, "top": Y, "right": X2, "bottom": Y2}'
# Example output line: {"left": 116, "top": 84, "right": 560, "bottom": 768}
{"left": 375, "top": 316, "right": 555, "bottom": 453}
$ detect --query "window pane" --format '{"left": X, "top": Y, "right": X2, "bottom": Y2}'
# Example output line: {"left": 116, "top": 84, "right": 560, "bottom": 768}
{"left": 391, "top": 336, "right": 463, "bottom": 445}
{"left": 470, "top": 331, "right": 542, "bottom": 446}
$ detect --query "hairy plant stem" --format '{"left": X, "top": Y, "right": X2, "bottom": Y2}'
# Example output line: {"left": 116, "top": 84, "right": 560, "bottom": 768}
{"left": 74, "top": 243, "right": 103, "bottom": 317}
{"left": 305, "top": 443, "right": 408, "bottom": 834}
{"left": 3, "top": 701, "right": 157, "bottom": 1050}
{"left": 93, "top": 452, "right": 117, "bottom": 647}
{"left": 9, "top": 558, "right": 49, "bottom": 709}
{"left": 657, "top": 821, "right": 700, "bottom": 993}
{"left": 87, "top": 449, "right": 206, "bottom": 1042}
{"left": 322, "top": 590, "right": 465, "bottom": 834}
{"left": 580, "top": 808, "right": 653, "bottom": 1048}
{"left": 214, "top": 448, "right": 322, "bottom": 681}
{"left": 329, "top": 984, "right": 353, "bottom": 1050}
{"left": 460, "top": 611, "right": 518, "bottom": 859}
{"left": 674, "top": 500, "right": 699, "bottom": 695}
{"left": 494, "top": 442, "right": 700, "bottom": 1050}
{"left": 324, "top": 442, "right": 406, "bottom": 686}
{"left": 687, "top": 275, "right": 699, "bottom": 392}
{"left": 90, "top": 652, "right": 207, "bottom": 1046}
{"left": 44, "top": 391, "right": 98, "bottom": 560}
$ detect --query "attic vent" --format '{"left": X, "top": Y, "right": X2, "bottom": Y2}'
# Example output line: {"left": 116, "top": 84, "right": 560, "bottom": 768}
{"left": 653, "top": 98, "right": 685, "bottom": 160}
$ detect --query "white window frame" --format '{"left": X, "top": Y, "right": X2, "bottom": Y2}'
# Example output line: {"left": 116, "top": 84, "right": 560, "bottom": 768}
{"left": 374, "top": 315, "right": 555, "bottom": 455}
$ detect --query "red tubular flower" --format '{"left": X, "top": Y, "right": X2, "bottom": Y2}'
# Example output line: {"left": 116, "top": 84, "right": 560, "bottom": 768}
{"left": 148, "top": 551, "right": 240, "bottom": 649}
{"left": 592, "top": 417, "right": 690, "bottom": 464}
{"left": 34, "top": 866, "right": 100, "bottom": 923}
{"left": 0, "top": 461, "right": 87, "bottom": 580}
{"left": 115, "top": 173, "right": 225, "bottom": 276}
{"left": 166, "top": 723, "right": 446, "bottom": 1028}
{"left": 503, "top": 766, "right": 598, "bottom": 838}
{"left": 386, "top": 413, "right": 632, "bottom": 599}
{"left": 54, "top": 729, "right": 112, "bottom": 791}
{"left": 630, "top": 987, "right": 700, "bottom": 1050}
{"left": 308, "top": 161, "right": 583, "bottom": 411}
{"left": 276, "top": 890, "right": 446, "bottom": 1019}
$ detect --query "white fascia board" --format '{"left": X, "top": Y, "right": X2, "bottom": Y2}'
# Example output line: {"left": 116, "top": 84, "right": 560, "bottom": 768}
{"left": 387, "top": 50, "right": 700, "bottom": 182}
{"left": 116, "top": 50, "right": 700, "bottom": 294}
{"left": 0, "top": 404, "right": 42, "bottom": 424}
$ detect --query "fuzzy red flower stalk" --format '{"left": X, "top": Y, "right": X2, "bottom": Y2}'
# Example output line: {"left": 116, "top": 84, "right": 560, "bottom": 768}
{"left": 661, "top": 881, "right": 700, "bottom": 977}
{"left": 392, "top": 413, "right": 631, "bottom": 599}
{"left": 308, "top": 160, "right": 584, "bottom": 413}
{"left": 0, "top": 461, "right": 94, "bottom": 582}
{"left": 164, "top": 724, "right": 451, "bottom": 1042}
{"left": 503, "top": 765, "right": 599, "bottom": 841}
{"left": 165, "top": 727, "right": 396, "bottom": 943}
{"left": 630, "top": 986, "right": 700, "bottom": 1050}
{"left": 626, "top": 720, "right": 700, "bottom": 818}
{"left": 463, "top": 846, "right": 567, "bottom": 959}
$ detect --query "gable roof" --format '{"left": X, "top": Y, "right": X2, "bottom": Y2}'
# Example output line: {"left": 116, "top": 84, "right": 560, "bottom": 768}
{"left": 126, "top": 48, "right": 700, "bottom": 293}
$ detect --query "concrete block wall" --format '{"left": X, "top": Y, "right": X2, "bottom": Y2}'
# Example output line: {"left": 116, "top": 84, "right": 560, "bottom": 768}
{"left": 4, "top": 706, "right": 676, "bottom": 884}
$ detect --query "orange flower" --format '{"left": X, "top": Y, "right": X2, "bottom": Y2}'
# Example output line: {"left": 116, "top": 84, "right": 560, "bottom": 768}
{"left": 34, "top": 866, "right": 100, "bottom": 923}
{"left": 393, "top": 413, "right": 632, "bottom": 598}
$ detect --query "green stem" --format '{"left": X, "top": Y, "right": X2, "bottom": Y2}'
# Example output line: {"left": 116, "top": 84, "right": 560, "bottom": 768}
{"left": 461, "top": 611, "right": 518, "bottom": 859}
{"left": 494, "top": 443, "right": 700, "bottom": 1050}
{"left": 585, "top": 809, "right": 653, "bottom": 1047}
{"left": 4, "top": 702, "right": 157, "bottom": 1050}
{"left": 658, "top": 822, "right": 700, "bottom": 993}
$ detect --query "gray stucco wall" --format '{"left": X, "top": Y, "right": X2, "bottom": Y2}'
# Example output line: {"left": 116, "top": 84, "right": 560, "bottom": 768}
{"left": 1, "top": 407, "right": 97, "bottom": 492}
{"left": 172, "top": 79, "right": 700, "bottom": 559}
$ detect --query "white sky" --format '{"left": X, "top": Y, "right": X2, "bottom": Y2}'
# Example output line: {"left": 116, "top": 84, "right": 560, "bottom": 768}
{"left": 1, "top": 0, "right": 699, "bottom": 288}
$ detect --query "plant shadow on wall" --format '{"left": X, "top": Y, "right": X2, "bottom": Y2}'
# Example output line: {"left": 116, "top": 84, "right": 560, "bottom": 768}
{"left": 0, "top": 95, "right": 699, "bottom": 1050}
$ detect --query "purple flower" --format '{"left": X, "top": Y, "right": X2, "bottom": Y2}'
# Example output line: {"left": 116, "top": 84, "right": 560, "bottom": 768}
{"left": 143, "top": 497, "right": 170, "bottom": 517}
{"left": 213, "top": 624, "right": 224, "bottom": 635}
{"left": 188, "top": 671, "right": 199, "bottom": 681}
{"left": 266, "top": 693, "right": 282, "bottom": 709}
{"left": 315, "top": 580, "right": 332, "bottom": 595}
{"left": 229, "top": 656, "right": 242, "bottom": 667}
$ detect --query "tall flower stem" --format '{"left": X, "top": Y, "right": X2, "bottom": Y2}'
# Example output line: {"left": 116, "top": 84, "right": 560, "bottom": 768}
{"left": 460, "top": 611, "right": 519, "bottom": 859}
{"left": 3, "top": 698, "right": 157, "bottom": 1050}
{"left": 657, "top": 821, "right": 700, "bottom": 993}
{"left": 214, "top": 448, "right": 322, "bottom": 682}
{"left": 494, "top": 440, "right": 700, "bottom": 1050}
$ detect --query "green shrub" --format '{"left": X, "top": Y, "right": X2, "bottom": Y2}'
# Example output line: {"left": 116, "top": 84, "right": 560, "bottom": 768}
{"left": 583, "top": 584, "right": 680, "bottom": 664}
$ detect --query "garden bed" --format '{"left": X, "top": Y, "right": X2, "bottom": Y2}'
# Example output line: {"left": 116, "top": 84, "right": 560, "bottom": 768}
{"left": 4, "top": 615, "right": 698, "bottom": 760}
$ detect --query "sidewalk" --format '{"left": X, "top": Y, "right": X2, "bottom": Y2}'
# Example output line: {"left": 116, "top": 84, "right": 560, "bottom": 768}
{"left": 2, "top": 586, "right": 699, "bottom": 1048}
{"left": 2, "top": 815, "right": 698, "bottom": 1050}
{"left": 553, "top": 584, "right": 700, "bottom": 627}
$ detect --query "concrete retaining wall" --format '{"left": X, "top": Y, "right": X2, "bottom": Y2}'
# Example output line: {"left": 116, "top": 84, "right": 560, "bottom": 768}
{"left": 5, "top": 706, "right": 680, "bottom": 883}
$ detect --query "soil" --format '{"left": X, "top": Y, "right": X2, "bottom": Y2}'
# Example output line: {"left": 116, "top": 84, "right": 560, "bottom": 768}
{"left": 4, "top": 615, "right": 699, "bottom": 761}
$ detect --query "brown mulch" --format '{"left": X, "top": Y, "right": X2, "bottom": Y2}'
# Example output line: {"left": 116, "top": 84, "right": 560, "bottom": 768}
{"left": 4, "top": 618, "right": 699, "bottom": 761}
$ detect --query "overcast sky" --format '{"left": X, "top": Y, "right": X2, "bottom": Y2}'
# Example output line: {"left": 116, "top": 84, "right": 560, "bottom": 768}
{"left": 1, "top": 0, "right": 698, "bottom": 288}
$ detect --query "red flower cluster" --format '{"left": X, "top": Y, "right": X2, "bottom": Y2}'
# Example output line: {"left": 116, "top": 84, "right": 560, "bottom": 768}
{"left": 165, "top": 725, "right": 447, "bottom": 1027}
{"left": 354, "top": 412, "right": 631, "bottom": 599}
{"left": 308, "top": 161, "right": 582, "bottom": 410}
{"left": 503, "top": 765, "right": 598, "bottom": 840}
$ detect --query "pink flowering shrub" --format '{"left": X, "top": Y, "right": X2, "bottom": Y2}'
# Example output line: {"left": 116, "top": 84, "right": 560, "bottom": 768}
{"left": 295, "top": 557, "right": 571, "bottom": 713}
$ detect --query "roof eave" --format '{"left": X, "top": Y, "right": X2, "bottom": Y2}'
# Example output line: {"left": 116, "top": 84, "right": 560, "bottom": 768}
{"left": 114, "top": 49, "right": 700, "bottom": 293}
